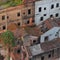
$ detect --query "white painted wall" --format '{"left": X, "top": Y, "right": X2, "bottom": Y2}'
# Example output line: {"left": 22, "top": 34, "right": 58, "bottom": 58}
{"left": 40, "top": 27, "right": 60, "bottom": 43}
{"left": 35, "top": 0, "right": 60, "bottom": 25}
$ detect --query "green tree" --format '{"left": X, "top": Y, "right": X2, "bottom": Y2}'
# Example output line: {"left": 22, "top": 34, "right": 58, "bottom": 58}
{"left": 0, "top": 30, "right": 15, "bottom": 60}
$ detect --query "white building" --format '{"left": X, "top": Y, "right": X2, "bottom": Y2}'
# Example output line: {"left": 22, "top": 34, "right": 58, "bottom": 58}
{"left": 35, "top": 0, "right": 60, "bottom": 25}
{"left": 40, "top": 27, "right": 60, "bottom": 43}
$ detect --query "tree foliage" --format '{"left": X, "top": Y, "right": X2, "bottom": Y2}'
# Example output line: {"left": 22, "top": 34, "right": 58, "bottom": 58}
{"left": 0, "top": 30, "right": 15, "bottom": 47}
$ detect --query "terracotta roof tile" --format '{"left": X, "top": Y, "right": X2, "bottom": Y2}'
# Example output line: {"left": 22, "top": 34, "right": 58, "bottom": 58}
{"left": 41, "top": 38, "right": 60, "bottom": 52}
{"left": 25, "top": 26, "right": 43, "bottom": 37}
{"left": 38, "top": 18, "right": 60, "bottom": 34}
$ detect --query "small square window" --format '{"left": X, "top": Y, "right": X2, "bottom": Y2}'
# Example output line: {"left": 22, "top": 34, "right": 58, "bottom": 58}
{"left": 17, "top": 12, "right": 20, "bottom": 17}
{"left": 40, "top": 17, "right": 43, "bottom": 21}
{"left": 56, "top": 3, "right": 59, "bottom": 7}
{"left": 44, "top": 7, "right": 46, "bottom": 10}
{"left": 48, "top": 54, "right": 51, "bottom": 58}
{"left": 2, "top": 15, "right": 5, "bottom": 20}
{"left": 51, "top": 4, "right": 54, "bottom": 9}
{"left": 2, "top": 26, "right": 6, "bottom": 30}
{"left": 17, "top": 22, "right": 20, "bottom": 26}
{"left": 44, "top": 14, "right": 46, "bottom": 16}
{"left": 17, "top": 49, "right": 21, "bottom": 54}
{"left": 55, "top": 13, "right": 59, "bottom": 17}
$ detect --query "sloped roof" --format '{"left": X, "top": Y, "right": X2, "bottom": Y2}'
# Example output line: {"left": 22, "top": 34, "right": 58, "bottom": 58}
{"left": 41, "top": 38, "right": 60, "bottom": 52}
{"left": 27, "top": 38, "right": 60, "bottom": 57}
{"left": 38, "top": 17, "right": 60, "bottom": 33}
{"left": 25, "top": 26, "right": 43, "bottom": 37}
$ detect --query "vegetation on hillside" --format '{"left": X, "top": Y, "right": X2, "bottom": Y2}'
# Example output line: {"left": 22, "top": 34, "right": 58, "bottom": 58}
{"left": 0, "top": 30, "right": 15, "bottom": 60}
{"left": 0, "top": 0, "right": 23, "bottom": 8}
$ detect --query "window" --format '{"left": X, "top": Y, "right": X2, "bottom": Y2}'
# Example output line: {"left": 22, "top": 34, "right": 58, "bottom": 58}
{"left": 39, "top": 7, "right": 42, "bottom": 12}
{"left": 2, "top": 26, "right": 6, "bottom": 30}
{"left": 44, "top": 36, "right": 48, "bottom": 42}
{"left": 17, "top": 12, "right": 20, "bottom": 17}
{"left": 56, "top": 3, "right": 59, "bottom": 7}
{"left": 17, "top": 49, "right": 21, "bottom": 54}
{"left": 33, "top": 40, "right": 36, "bottom": 44}
{"left": 41, "top": 56, "right": 44, "bottom": 60}
{"left": 23, "top": 12, "right": 25, "bottom": 15}
{"left": 27, "top": 20, "right": 29, "bottom": 24}
{"left": 44, "top": 14, "right": 46, "bottom": 16}
{"left": 2, "top": 15, "right": 5, "bottom": 20}
{"left": 28, "top": 9, "right": 31, "bottom": 14}
{"left": 51, "top": 4, "right": 54, "bottom": 9}
{"left": 32, "top": 20, "right": 35, "bottom": 23}
{"left": 55, "top": 13, "right": 59, "bottom": 17}
{"left": 40, "top": 17, "right": 43, "bottom": 21}
{"left": 7, "top": 16, "right": 9, "bottom": 19}
{"left": 50, "top": 15, "right": 53, "bottom": 17}
{"left": 48, "top": 54, "right": 51, "bottom": 58}
{"left": 17, "top": 22, "right": 20, "bottom": 26}
{"left": 44, "top": 7, "right": 46, "bottom": 10}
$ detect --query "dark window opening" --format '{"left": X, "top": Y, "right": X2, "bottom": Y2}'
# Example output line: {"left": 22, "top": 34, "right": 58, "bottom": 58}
{"left": 44, "top": 7, "right": 46, "bottom": 10}
{"left": 27, "top": 20, "right": 29, "bottom": 24}
{"left": 56, "top": 3, "right": 59, "bottom": 7}
{"left": 28, "top": 9, "right": 31, "bottom": 14}
{"left": 44, "top": 36, "right": 48, "bottom": 42}
{"left": 50, "top": 15, "right": 53, "bottom": 17}
{"left": 44, "top": 14, "right": 46, "bottom": 16}
{"left": 17, "top": 12, "right": 20, "bottom": 17}
{"left": 41, "top": 56, "right": 44, "bottom": 60}
{"left": 55, "top": 13, "right": 59, "bottom": 17}
{"left": 39, "top": 7, "right": 42, "bottom": 12}
{"left": 7, "top": 16, "right": 9, "bottom": 19}
{"left": 33, "top": 40, "right": 36, "bottom": 44}
{"left": 51, "top": 4, "right": 54, "bottom": 9}
{"left": 17, "top": 22, "right": 20, "bottom": 26}
{"left": 32, "top": 20, "right": 35, "bottom": 23}
{"left": 2, "top": 15, "right": 5, "bottom": 20}
{"left": 17, "top": 49, "right": 21, "bottom": 54}
{"left": 40, "top": 17, "right": 43, "bottom": 21}
{"left": 48, "top": 54, "right": 51, "bottom": 58}
{"left": 2, "top": 26, "right": 6, "bottom": 30}
{"left": 23, "top": 12, "right": 25, "bottom": 15}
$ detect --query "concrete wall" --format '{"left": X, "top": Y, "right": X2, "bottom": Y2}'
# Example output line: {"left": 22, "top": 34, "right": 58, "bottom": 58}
{"left": 32, "top": 48, "right": 60, "bottom": 60}
{"left": 35, "top": 0, "right": 60, "bottom": 25}
{"left": 40, "top": 27, "right": 60, "bottom": 43}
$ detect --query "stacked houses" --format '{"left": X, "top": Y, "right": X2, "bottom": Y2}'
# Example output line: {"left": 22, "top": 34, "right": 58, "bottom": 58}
{"left": 0, "top": 0, "right": 60, "bottom": 60}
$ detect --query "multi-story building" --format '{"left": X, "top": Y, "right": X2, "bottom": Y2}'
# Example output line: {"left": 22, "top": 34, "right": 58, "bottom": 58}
{"left": 38, "top": 18, "right": 60, "bottom": 43}
{"left": 0, "top": 0, "right": 35, "bottom": 33}
{"left": 28, "top": 38, "right": 60, "bottom": 60}
{"left": 35, "top": 0, "right": 60, "bottom": 25}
